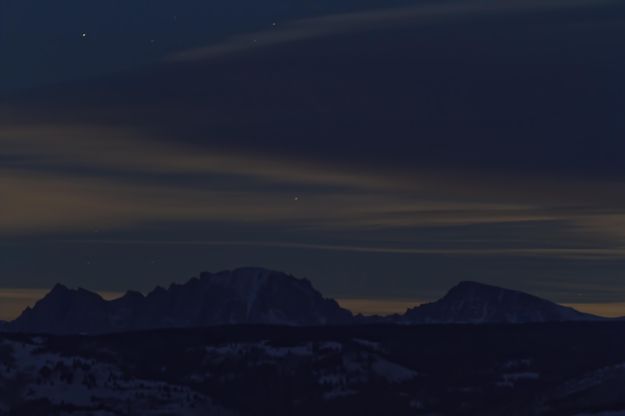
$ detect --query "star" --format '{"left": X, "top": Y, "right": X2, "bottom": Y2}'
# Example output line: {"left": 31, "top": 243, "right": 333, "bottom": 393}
{"left": 81, "top": 33, "right": 87, "bottom": 38}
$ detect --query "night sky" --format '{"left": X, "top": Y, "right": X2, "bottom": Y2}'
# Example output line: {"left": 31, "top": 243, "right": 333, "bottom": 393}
{"left": 1, "top": 0, "right": 625, "bottom": 319}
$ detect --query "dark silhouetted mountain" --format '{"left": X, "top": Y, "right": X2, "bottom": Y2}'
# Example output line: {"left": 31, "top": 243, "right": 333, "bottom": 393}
{"left": 398, "top": 281, "right": 601, "bottom": 324}
{"left": 7, "top": 268, "right": 353, "bottom": 334}
{"left": 8, "top": 284, "right": 111, "bottom": 334}
{"left": 4, "top": 274, "right": 607, "bottom": 334}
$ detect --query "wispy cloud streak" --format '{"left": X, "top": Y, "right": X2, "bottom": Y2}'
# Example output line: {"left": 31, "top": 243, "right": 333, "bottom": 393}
{"left": 172, "top": 0, "right": 616, "bottom": 62}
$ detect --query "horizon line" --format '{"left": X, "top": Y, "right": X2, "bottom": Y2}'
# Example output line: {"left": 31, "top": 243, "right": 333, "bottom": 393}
{"left": 1, "top": 287, "right": 625, "bottom": 322}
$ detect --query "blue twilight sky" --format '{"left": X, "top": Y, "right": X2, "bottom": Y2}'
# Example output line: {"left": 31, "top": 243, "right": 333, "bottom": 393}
{"left": 1, "top": 0, "right": 625, "bottom": 316}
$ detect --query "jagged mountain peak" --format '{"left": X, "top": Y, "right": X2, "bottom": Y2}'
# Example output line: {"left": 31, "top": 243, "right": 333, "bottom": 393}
{"left": 47, "top": 283, "right": 100, "bottom": 295}
{"left": 194, "top": 268, "right": 322, "bottom": 308}
{"left": 50, "top": 282, "right": 69, "bottom": 292}
{"left": 40, "top": 284, "right": 104, "bottom": 304}
{"left": 7, "top": 268, "right": 352, "bottom": 334}
{"left": 148, "top": 285, "right": 168, "bottom": 296}
{"left": 124, "top": 289, "right": 144, "bottom": 298}
{"left": 114, "top": 290, "right": 144, "bottom": 302}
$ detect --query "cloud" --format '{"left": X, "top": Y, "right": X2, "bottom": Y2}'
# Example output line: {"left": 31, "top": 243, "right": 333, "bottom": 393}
{"left": 1, "top": 0, "right": 624, "bottom": 264}
{"left": 0, "top": 166, "right": 553, "bottom": 234}
{"left": 55, "top": 238, "right": 625, "bottom": 260}
{"left": 171, "top": 0, "right": 616, "bottom": 62}
{"left": 0, "top": 122, "right": 561, "bottom": 235}
{"left": 2, "top": 121, "right": 625, "bottom": 261}
{"left": 0, "top": 124, "right": 399, "bottom": 190}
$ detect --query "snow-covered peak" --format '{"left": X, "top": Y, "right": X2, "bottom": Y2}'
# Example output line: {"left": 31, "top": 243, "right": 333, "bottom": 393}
{"left": 401, "top": 280, "right": 600, "bottom": 324}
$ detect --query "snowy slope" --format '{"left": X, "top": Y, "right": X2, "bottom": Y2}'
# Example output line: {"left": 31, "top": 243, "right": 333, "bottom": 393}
{"left": 0, "top": 337, "right": 231, "bottom": 415}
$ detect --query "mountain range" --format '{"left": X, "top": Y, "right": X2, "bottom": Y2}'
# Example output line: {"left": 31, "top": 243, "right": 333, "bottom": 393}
{"left": 3, "top": 268, "right": 604, "bottom": 334}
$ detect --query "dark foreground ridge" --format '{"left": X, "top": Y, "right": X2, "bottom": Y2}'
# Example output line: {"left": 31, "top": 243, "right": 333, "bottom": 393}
{"left": 2, "top": 323, "right": 625, "bottom": 415}
{"left": 4, "top": 268, "right": 605, "bottom": 334}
